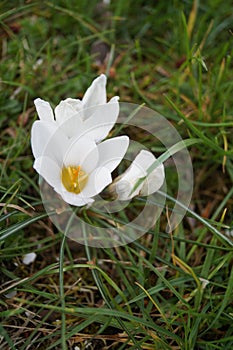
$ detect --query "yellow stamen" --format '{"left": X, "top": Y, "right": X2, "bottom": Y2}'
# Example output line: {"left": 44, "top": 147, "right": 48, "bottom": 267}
{"left": 61, "top": 165, "right": 88, "bottom": 194}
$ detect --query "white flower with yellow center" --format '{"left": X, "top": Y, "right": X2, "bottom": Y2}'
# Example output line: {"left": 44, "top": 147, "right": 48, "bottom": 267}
{"left": 31, "top": 74, "right": 129, "bottom": 206}
{"left": 32, "top": 123, "right": 129, "bottom": 206}
{"left": 33, "top": 74, "right": 119, "bottom": 141}
{"left": 112, "top": 150, "right": 165, "bottom": 200}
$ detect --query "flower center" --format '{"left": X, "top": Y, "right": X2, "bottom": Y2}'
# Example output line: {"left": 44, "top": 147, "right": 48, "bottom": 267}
{"left": 61, "top": 165, "right": 88, "bottom": 194}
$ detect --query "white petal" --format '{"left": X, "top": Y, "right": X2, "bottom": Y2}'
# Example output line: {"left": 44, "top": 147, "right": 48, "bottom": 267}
{"left": 114, "top": 175, "right": 144, "bottom": 201}
{"left": 82, "top": 95, "right": 119, "bottom": 123}
{"left": 31, "top": 121, "right": 54, "bottom": 158}
{"left": 31, "top": 121, "right": 69, "bottom": 165}
{"left": 127, "top": 150, "right": 156, "bottom": 178}
{"left": 82, "top": 74, "right": 107, "bottom": 110}
{"left": 109, "top": 96, "right": 119, "bottom": 103}
{"left": 55, "top": 100, "right": 79, "bottom": 125}
{"left": 83, "top": 100, "right": 119, "bottom": 142}
{"left": 114, "top": 150, "right": 157, "bottom": 200}
{"left": 54, "top": 99, "right": 85, "bottom": 139}
{"left": 120, "top": 150, "right": 149, "bottom": 181}
{"left": 57, "top": 187, "right": 94, "bottom": 207}
{"left": 31, "top": 121, "right": 57, "bottom": 158}
{"left": 62, "top": 98, "right": 83, "bottom": 112}
{"left": 55, "top": 100, "right": 75, "bottom": 123}
{"left": 140, "top": 162, "right": 165, "bottom": 196}
{"left": 34, "top": 156, "right": 61, "bottom": 189}
{"left": 97, "top": 136, "right": 129, "bottom": 172}
{"left": 81, "top": 167, "right": 112, "bottom": 197}
{"left": 131, "top": 150, "right": 164, "bottom": 196}
{"left": 55, "top": 110, "right": 85, "bottom": 139}
{"left": 34, "top": 98, "right": 54, "bottom": 122}
{"left": 63, "top": 137, "right": 98, "bottom": 173}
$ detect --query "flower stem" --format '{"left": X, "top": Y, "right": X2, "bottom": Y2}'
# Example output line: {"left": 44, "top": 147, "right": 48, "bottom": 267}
{"left": 59, "top": 233, "right": 67, "bottom": 350}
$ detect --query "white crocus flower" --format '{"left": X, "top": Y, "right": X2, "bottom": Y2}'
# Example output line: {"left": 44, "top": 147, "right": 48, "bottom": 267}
{"left": 33, "top": 74, "right": 119, "bottom": 141}
{"left": 112, "top": 150, "right": 165, "bottom": 200}
{"left": 31, "top": 121, "right": 129, "bottom": 206}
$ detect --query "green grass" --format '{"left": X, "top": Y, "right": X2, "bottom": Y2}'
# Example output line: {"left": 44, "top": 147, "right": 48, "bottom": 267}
{"left": 1, "top": 0, "right": 233, "bottom": 349}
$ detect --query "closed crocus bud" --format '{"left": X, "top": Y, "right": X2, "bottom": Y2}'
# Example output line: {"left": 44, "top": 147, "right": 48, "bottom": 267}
{"left": 112, "top": 150, "right": 165, "bottom": 201}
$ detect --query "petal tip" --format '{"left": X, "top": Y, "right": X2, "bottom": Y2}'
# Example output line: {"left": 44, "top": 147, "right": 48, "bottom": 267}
{"left": 110, "top": 96, "right": 120, "bottom": 103}
{"left": 34, "top": 97, "right": 41, "bottom": 104}
{"left": 99, "top": 73, "right": 107, "bottom": 82}
{"left": 33, "top": 98, "right": 54, "bottom": 121}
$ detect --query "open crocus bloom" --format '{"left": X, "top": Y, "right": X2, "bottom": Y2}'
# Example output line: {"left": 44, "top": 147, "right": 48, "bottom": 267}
{"left": 32, "top": 121, "right": 129, "bottom": 206}
{"left": 34, "top": 74, "right": 119, "bottom": 141}
{"left": 112, "top": 150, "right": 165, "bottom": 200}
